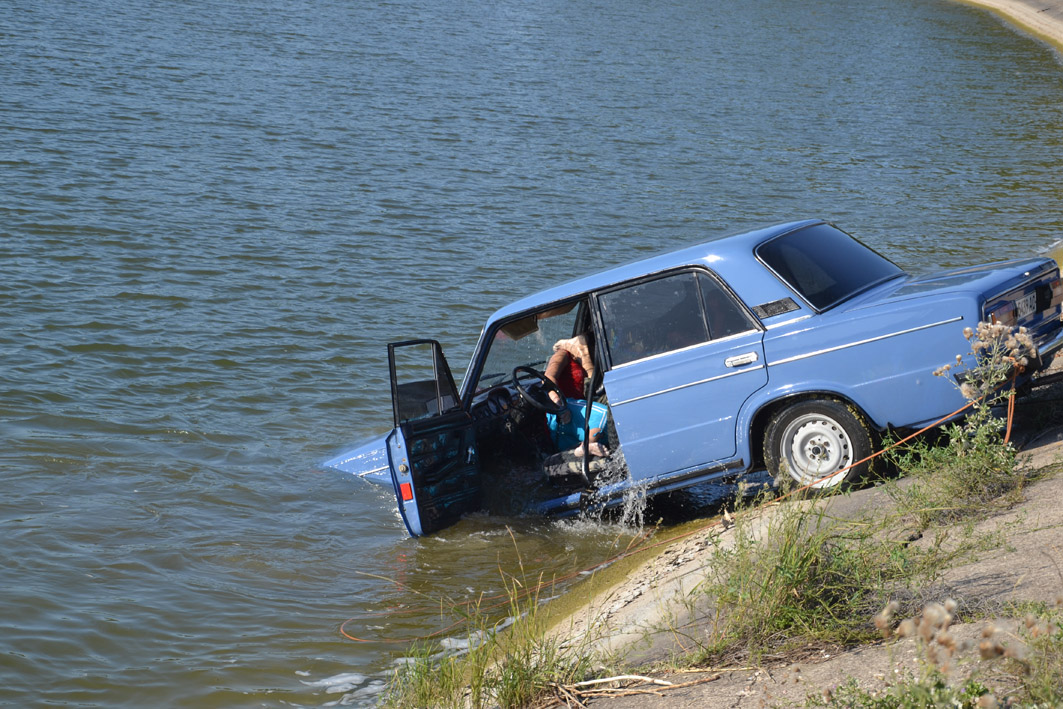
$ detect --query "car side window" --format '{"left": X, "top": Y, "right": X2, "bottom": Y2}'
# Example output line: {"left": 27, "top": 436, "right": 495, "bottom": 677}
{"left": 698, "top": 273, "right": 757, "bottom": 339}
{"left": 600, "top": 272, "right": 709, "bottom": 366}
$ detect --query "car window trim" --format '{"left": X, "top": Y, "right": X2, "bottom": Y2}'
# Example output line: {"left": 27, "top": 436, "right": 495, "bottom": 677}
{"left": 696, "top": 269, "right": 761, "bottom": 341}
{"left": 753, "top": 222, "right": 906, "bottom": 313}
{"left": 461, "top": 295, "right": 596, "bottom": 408}
{"left": 592, "top": 266, "right": 763, "bottom": 371}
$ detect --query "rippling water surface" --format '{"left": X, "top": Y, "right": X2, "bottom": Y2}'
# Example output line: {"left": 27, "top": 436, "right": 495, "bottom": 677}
{"left": 3, "top": 0, "right": 1063, "bottom": 704}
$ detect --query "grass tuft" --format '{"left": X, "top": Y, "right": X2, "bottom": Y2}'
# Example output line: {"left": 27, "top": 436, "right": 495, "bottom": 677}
{"left": 379, "top": 539, "right": 598, "bottom": 709}
{"left": 687, "top": 495, "right": 953, "bottom": 666}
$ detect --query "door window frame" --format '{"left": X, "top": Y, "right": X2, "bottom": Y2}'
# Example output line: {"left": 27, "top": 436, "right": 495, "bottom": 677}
{"left": 591, "top": 267, "right": 763, "bottom": 371}
{"left": 388, "top": 339, "right": 463, "bottom": 427}
{"left": 459, "top": 296, "right": 597, "bottom": 408}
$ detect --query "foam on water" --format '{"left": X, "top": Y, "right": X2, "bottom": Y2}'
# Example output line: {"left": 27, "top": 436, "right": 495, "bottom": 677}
{"left": 322, "top": 679, "right": 388, "bottom": 707}
{"left": 300, "top": 672, "right": 367, "bottom": 692}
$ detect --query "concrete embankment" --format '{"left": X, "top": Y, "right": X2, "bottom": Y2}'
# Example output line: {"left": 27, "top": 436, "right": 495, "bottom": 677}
{"left": 956, "top": 0, "right": 1063, "bottom": 52}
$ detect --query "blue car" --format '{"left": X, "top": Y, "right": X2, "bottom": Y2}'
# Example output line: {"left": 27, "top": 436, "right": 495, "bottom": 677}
{"left": 325, "top": 220, "right": 1063, "bottom": 536}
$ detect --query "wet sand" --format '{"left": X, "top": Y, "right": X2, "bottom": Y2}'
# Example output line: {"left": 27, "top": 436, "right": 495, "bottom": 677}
{"left": 956, "top": 0, "right": 1063, "bottom": 52}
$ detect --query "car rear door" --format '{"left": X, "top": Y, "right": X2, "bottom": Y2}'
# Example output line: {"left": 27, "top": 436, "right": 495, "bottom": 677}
{"left": 385, "top": 340, "right": 481, "bottom": 536}
{"left": 597, "top": 270, "right": 767, "bottom": 480}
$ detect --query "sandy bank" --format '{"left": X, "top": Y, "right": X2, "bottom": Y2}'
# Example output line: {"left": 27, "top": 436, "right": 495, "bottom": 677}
{"left": 955, "top": 0, "right": 1063, "bottom": 53}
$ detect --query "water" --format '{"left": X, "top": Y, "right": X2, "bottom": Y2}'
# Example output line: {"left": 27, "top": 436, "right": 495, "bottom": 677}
{"left": 3, "top": 0, "right": 1063, "bottom": 704}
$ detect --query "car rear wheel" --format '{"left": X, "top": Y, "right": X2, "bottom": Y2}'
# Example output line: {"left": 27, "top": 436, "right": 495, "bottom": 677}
{"left": 763, "top": 399, "right": 875, "bottom": 489}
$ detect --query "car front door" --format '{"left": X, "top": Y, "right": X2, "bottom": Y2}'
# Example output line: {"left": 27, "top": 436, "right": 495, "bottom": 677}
{"left": 385, "top": 339, "right": 480, "bottom": 536}
{"left": 597, "top": 270, "right": 767, "bottom": 481}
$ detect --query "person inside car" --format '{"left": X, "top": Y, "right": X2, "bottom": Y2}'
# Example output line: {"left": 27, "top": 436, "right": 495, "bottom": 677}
{"left": 542, "top": 334, "right": 610, "bottom": 475}
{"left": 545, "top": 333, "right": 595, "bottom": 401}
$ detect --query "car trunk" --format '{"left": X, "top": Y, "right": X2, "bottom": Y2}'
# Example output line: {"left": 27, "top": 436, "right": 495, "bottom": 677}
{"left": 886, "top": 257, "right": 1062, "bottom": 356}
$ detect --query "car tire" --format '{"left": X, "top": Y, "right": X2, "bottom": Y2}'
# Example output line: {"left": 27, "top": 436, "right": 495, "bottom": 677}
{"left": 763, "top": 399, "right": 875, "bottom": 490}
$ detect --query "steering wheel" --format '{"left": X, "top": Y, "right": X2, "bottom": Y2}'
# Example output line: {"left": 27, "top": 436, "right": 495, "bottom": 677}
{"left": 511, "top": 366, "right": 567, "bottom": 414}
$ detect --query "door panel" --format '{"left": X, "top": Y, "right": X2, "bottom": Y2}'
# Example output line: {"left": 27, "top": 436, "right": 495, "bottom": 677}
{"left": 604, "top": 333, "right": 766, "bottom": 479}
{"left": 387, "top": 340, "right": 480, "bottom": 536}
{"left": 389, "top": 411, "right": 480, "bottom": 536}
{"left": 596, "top": 270, "right": 767, "bottom": 481}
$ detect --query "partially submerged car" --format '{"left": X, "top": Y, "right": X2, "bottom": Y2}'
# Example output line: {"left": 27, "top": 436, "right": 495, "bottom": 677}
{"left": 324, "top": 220, "right": 1063, "bottom": 536}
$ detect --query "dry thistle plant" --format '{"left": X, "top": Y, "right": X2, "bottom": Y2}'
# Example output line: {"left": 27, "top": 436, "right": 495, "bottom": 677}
{"left": 933, "top": 321, "right": 1036, "bottom": 411}
{"left": 919, "top": 600, "right": 959, "bottom": 671}
{"left": 880, "top": 599, "right": 963, "bottom": 669}
{"left": 873, "top": 600, "right": 900, "bottom": 639}
{"left": 822, "top": 600, "right": 1063, "bottom": 706}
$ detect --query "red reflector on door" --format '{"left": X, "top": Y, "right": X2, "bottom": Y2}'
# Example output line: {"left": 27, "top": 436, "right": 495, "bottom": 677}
{"left": 399, "top": 482, "right": 413, "bottom": 502}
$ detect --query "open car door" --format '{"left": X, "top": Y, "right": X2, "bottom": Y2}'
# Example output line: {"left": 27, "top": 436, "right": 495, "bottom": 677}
{"left": 385, "top": 340, "right": 481, "bottom": 536}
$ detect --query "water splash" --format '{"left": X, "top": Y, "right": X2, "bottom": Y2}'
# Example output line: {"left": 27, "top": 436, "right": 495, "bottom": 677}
{"left": 580, "top": 446, "right": 649, "bottom": 531}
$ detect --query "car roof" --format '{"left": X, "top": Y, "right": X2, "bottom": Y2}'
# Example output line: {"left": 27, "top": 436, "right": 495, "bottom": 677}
{"left": 486, "top": 218, "right": 823, "bottom": 325}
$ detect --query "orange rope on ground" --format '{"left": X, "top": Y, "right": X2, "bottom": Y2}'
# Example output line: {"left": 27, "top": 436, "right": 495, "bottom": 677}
{"left": 778, "top": 370, "right": 1021, "bottom": 497}
{"left": 1004, "top": 386, "right": 1018, "bottom": 445}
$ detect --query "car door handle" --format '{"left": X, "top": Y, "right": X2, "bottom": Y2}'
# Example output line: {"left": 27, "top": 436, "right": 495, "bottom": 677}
{"left": 725, "top": 352, "right": 759, "bottom": 368}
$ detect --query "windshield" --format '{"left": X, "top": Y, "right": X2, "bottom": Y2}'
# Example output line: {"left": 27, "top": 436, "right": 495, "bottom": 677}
{"left": 756, "top": 223, "right": 904, "bottom": 311}
{"left": 474, "top": 302, "right": 582, "bottom": 394}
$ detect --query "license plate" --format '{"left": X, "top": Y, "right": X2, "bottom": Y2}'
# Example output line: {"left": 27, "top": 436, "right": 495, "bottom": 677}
{"left": 1016, "top": 292, "right": 1037, "bottom": 319}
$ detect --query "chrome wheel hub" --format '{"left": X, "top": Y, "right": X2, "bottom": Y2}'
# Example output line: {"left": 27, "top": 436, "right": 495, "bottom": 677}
{"left": 781, "top": 414, "right": 852, "bottom": 487}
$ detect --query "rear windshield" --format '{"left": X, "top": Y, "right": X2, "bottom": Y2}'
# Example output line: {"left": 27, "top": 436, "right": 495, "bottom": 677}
{"left": 756, "top": 223, "right": 903, "bottom": 311}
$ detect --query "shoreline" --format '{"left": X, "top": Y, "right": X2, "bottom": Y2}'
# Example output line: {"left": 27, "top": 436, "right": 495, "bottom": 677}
{"left": 954, "top": 0, "right": 1063, "bottom": 53}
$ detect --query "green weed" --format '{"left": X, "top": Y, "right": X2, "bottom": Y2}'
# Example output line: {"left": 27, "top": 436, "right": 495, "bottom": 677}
{"left": 687, "top": 497, "right": 951, "bottom": 666}
{"left": 808, "top": 674, "right": 993, "bottom": 708}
